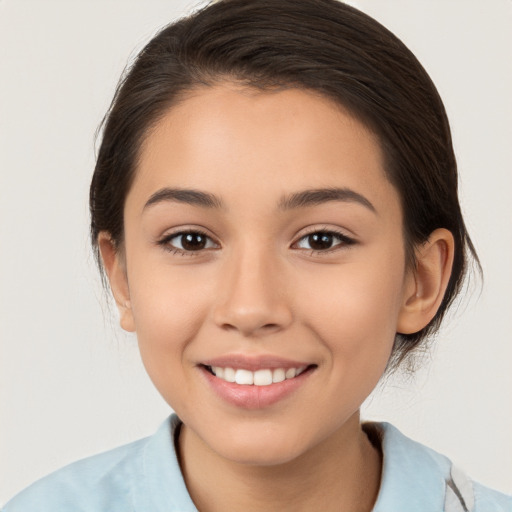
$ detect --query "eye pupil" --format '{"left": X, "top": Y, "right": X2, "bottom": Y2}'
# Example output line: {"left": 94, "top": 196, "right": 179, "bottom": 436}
{"left": 308, "top": 233, "right": 333, "bottom": 250}
{"left": 182, "top": 233, "right": 207, "bottom": 250}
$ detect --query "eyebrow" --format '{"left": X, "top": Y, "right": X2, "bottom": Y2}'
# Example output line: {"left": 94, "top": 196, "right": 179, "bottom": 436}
{"left": 278, "top": 187, "right": 377, "bottom": 213}
{"left": 143, "top": 188, "right": 224, "bottom": 210}
{"left": 143, "top": 186, "right": 376, "bottom": 214}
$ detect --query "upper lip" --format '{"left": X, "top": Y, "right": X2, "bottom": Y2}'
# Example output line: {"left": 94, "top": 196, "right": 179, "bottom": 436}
{"left": 200, "top": 354, "right": 314, "bottom": 372}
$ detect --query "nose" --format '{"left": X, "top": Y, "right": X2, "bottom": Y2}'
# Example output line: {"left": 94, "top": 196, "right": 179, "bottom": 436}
{"left": 212, "top": 246, "right": 293, "bottom": 337}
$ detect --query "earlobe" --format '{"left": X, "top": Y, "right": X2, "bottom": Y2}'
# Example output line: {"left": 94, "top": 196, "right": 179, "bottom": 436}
{"left": 397, "top": 228, "right": 455, "bottom": 334}
{"left": 97, "top": 232, "right": 136, "bottom": 332}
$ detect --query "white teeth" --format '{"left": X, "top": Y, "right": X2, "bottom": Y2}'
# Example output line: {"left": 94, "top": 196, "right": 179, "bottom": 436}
{"left": 223, "top": 367, "right": 236, "bottom": 382}
{"left": 285, "top": 368, "right": 296, "bottom": 379}
{"left": 272, "top": 368, "right": 286, "bottom": 383}
{"left": 235, "top": 369, "right": 254, "bottom": 385}
{"left": 209, "top": 365, "right": 309, "bottom": 386}
{"left": 253, "top": 369, "right": 273, "bottom": 386}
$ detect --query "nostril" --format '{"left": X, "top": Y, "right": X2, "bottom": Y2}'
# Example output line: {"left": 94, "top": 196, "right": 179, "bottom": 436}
{"left": 220, "top": 323, "right": 238, "bottom": 332}
{"left": 220, "top": 322, "right": 281, "bottom": 334}
{"left": 213, "top": 299, "right": 293, "bottom": 336}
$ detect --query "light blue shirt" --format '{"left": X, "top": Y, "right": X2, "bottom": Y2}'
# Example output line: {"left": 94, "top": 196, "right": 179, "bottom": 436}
{"left": 3, "top": 415, "right": 511, "bottom": 511}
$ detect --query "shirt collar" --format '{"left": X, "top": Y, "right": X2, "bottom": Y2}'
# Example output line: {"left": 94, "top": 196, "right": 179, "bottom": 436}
{"left": 370, "top": 422, "right": 450, "bottom": 511}
{"left": 133, "top": 416, "right": 450, "bottom": 512}
{"left": 133, "top": 414, "right": 198, "bottom": 511}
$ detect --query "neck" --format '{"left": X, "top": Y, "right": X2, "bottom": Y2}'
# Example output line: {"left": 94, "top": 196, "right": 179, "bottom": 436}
{"left": 177, "top": 412, "right": 382, "bottom": 512}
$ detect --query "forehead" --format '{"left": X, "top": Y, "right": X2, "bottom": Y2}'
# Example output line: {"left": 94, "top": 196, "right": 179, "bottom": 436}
{"left": 129, "top": 84, "right": 400, "bottom": 216}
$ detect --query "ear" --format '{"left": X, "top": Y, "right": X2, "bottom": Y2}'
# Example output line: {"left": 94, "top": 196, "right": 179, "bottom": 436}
{"left": 397, "top": 228, "right": 455, "bottom": 334}
{"left": 98, "top": 232, "right": 136, "bottom": 332}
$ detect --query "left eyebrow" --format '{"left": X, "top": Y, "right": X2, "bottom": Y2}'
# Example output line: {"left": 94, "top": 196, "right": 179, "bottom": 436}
{"left": 278, "top": 187, "right": 377, "bottom": 214}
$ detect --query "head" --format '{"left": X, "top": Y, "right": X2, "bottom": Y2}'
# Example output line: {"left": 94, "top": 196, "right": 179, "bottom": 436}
{"left": 91, "top": 0, "right": 477, "bottom": 365}
{"left": 90, "top": 0, "right": 478, "bottom": 462}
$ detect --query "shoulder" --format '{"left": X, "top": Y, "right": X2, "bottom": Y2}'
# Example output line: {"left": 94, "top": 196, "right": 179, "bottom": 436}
{"left": 472, "top": 481, "right": 512, "bottom": 512}
{"left": 367, "top": 422, "right": 512, "bottom": 512}
{"left": 2, "top": 415, "right": 196, "bottom": 512}
{"left": 2, "top": 436, "right": 148, "bottom": 512}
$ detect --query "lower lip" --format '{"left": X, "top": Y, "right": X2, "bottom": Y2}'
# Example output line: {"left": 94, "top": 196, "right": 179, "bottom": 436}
{"left": 200, "top": 366, "right": 314, "bottom": 410}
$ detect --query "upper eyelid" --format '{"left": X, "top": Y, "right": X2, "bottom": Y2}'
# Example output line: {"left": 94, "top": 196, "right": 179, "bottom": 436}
{"left": 158, "top": 226, "right": 219, "bottom": 242}
{"left": 157, "top": 230, "right": 220, "bottom": 255}
{"left": 155, "top": 231, "right": 218, "bottom": 254}
{"left": 291, "top": 228, "right": 356, "bottom": 252}
{"left": 157, "top": 226, "right": 355, "bottom": 248}
{"left": 293, "top": 226, "right": 355, "bottom": 241}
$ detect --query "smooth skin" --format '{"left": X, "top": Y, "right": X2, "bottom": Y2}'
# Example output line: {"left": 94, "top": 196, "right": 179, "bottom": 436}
{"left": 99, "top": 84, "right": 454, "bottom": 512}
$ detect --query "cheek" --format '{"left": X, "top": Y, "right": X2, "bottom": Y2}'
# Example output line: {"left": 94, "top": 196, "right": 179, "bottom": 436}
{"left": 298, "top": 267, "right": 402, "bottom": 418}
{"left": 298, "top": 251, "right": 405, "bottom": 371}
{"left": 126, "top": 263, "right": 213, "bottom": 383}
{"left": 132, "top": 282, "right": 201, "bottom": 339}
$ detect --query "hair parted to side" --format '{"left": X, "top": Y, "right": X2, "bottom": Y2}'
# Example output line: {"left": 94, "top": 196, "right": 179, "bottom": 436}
{"left": 90, "top": 0, "right": 480, "bottom": 369}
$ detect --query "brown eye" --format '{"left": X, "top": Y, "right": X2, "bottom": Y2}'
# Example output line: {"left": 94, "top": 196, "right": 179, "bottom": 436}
{"left": 160, "top": 231, "right": 217, "bottom": 253}
{"left": 181, "top": 233, "right": 208, "bottom": 250}
{"left": 307, "top": 233, "right": 335, "bottom": 250}
{"left": 295, "top": 231, "right": 355, "bottom": 252}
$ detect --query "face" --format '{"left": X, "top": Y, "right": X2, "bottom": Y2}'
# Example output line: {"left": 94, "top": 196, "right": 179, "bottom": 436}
{"left": 113, "top": 84, "right": 415, "bottom": 465}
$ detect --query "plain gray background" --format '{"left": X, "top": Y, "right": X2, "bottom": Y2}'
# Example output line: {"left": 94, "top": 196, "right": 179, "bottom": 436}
{"left": 1, "top": 0, "right": 511, "bottom": 504}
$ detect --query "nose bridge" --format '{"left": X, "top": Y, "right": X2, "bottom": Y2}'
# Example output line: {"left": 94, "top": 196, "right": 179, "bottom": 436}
{"left": 213, "top": 240, "right": 292, "bottom": 336}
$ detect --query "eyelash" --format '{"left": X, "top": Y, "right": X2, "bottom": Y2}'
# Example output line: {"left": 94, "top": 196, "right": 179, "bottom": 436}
{"left": 157, "top": 228, "right": 356, "bottom": 256}
{"left": 157, "top": 230, "right": 219, "bottom": 256}
{"left": 294, "top": 228, "right": 356, "bottom": 255}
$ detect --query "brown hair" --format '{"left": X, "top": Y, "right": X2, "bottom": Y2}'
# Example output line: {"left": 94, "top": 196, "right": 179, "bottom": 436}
{"left": 90, "top": 0, "right": 479, "bottom": 367}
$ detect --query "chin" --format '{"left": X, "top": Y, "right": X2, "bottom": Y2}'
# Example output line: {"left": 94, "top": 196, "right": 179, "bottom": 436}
{"left": 218, "top": 437, "right": 307, "bottom": 466}
{"left": 202, "top": 420, "right": 316, "bottom": 466}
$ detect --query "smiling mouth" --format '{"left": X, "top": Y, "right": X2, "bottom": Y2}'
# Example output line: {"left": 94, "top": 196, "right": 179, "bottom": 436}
{"left": 202, "top": 364, "right": 316, "bottom": 386}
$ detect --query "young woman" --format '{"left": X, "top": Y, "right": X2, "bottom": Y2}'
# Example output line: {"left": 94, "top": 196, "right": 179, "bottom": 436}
{"left": 3, "top": 1, "right": 511, "bottom": 510}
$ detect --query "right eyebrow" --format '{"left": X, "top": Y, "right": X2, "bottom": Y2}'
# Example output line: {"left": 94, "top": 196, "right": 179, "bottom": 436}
{"left": 143, "top": 187, "right": 224, "bottom": 211}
